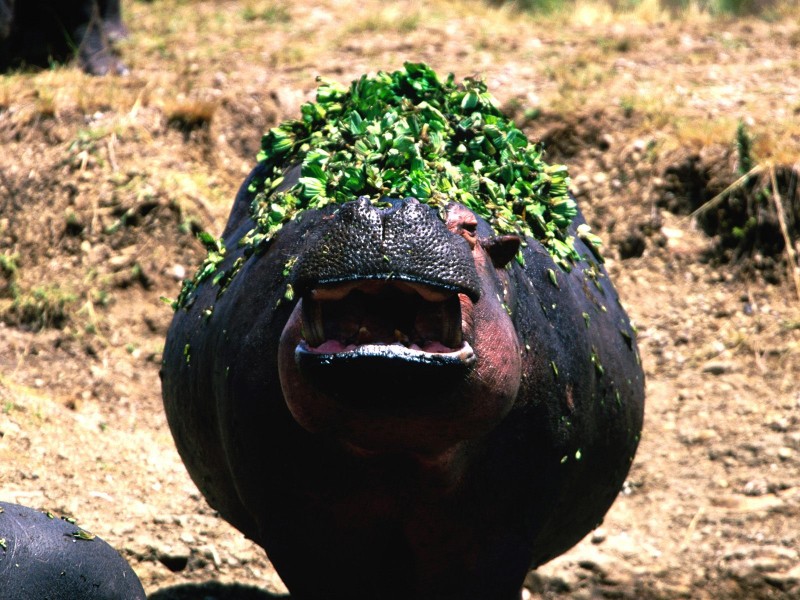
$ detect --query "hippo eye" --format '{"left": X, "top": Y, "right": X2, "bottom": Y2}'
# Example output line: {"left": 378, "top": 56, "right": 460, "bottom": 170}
{"left": 445, "top": 204, "right": 479, "bottom": 245}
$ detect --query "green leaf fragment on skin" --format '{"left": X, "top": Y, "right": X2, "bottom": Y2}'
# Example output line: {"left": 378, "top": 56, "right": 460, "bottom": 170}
{"left": 72, "top": 528, "right": 96, "bottom": 541}
{"left": 174, "top": 62, "right": 605, "bottom": 311}
{"left": 591, "top": 347, "right": 604, "bottom": 377}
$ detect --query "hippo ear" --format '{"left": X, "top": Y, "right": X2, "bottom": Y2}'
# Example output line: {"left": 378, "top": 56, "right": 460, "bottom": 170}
{"left": 481, "top": 235, "right": 521, "bottom": 268}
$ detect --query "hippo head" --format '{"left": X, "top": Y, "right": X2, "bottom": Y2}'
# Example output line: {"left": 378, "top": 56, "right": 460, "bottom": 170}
{"left": 278, "top": 196, "right": 523, "bottom": 459}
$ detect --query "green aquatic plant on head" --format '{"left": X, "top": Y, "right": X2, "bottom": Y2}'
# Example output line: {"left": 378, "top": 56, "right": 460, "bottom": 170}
{"left": 174, "top": 63, "right": 599, "bottom": 310}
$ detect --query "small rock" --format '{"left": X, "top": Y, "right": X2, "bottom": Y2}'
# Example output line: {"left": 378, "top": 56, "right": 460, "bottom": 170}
{"left": 681, "top": 428, "right": 718, "bottom": 445}
{"left": 109, "top": 254, "right": 133, "bottom": 269}
{"left": 202, "top": 544, "right": 222, "bottom": 569}
{"left": 743, "top": 479, "right": 770, "bottom": 496}
{"left": 766, "top": 416, "right": 791, "bottom": 432}
{"left": 171, "top": 264, "right": 186, "bottom": 281}
{"left": 591, "top": 528, "right": 607, "bottom": 544}
{"left": 157, "top": 543, "right": 191, "bottom": 573}
{"left": 180, "top": 531, "right": 196, "bottom": 545}
{"left": 702, "top": 361, "right": 736, "bottom": 375}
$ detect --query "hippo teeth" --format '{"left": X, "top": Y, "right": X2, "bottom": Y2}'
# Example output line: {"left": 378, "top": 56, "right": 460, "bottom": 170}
{"left": 301, "top": 280, "right": 464, "bottom": 353}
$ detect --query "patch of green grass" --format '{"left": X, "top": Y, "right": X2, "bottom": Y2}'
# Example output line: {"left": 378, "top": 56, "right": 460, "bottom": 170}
{"left": 487, "top": 0, "right": 565, "bottom": 13}
{"left": 489, "top": 0, "right": 789, "bottom": 18}
{"left": 712, "top": 0, "right": 778, "bottom": 16}
{"left": 242, "top": 2, "right": 291, "bottom": 23}
{"left": 0, "top": 252, "right": 19, "bottom": 279}
{"left": 5, "top": 285, "right": 78, "bottom": 330}
{"left": 346, "top": 11, "right": 421, "bottom": 34}
{"left": 267, "top": 45, "right": 309, "bottom": 69}
{"left": 0, "top": 252, "right": 20, "bottom": 299}
{"left": 619, "top": 95, "right": 637, "bottom": 118}
{"left": 736, "top": 120, "right": 754, "bottom": 175}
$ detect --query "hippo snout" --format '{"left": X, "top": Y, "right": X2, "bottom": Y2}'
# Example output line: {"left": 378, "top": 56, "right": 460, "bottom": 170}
{"left": 294, "top": 196, "right": 481, "bottom": 300}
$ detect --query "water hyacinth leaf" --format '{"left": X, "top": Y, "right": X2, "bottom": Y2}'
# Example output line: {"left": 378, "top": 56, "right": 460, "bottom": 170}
{"left": 174, "top": 62, "right": 601, "bottom": 311}
{"left": 461, "top": 90, "right": 479, "bottom": 110}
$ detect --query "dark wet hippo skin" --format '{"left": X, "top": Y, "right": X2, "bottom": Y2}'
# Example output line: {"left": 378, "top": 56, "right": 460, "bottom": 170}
{"left": 0, "top": 501, "right": 146, "bottom": 599}
{"left": 0, "top": 0, "right": 128, "bottom": 75}
{"left": 162, "top": 163, "right": 646, "bottom": 600}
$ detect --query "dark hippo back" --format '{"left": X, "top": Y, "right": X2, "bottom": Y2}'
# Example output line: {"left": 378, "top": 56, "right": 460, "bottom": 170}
{"left": 501, "top": 213, "right": 643, "bottom": 566}
{"left": 0, "top": 501, "right": 146, "bottom": 599}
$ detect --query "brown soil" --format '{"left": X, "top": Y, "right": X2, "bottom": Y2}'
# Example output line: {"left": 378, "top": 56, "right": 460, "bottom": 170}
{"left": 1, "top": 2, "right": 799, "bottom": 599}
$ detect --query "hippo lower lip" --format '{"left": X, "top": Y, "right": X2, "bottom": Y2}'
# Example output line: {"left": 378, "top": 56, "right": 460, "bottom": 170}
{"left": 296, "top": 339, "right": 476, "bottom": 366}
{"left": 294, "top": 339, "right": 476, "bottom": 410}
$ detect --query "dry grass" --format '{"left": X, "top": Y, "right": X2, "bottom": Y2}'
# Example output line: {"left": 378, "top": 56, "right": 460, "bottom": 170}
{"left": 344, "top": 4, "right": 425, "bottom": 34}
{"left": 164, "top": 98, "right": 218, "bottom": 131}
{"left": 0, "top": 0, "right": 795, "bottom": 211}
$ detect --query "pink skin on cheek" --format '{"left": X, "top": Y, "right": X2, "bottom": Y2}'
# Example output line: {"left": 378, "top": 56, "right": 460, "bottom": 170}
{"left": 463, "top": 245, "right": 522, "bottom": 408}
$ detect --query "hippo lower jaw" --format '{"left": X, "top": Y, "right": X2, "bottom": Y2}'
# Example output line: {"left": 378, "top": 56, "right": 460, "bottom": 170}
{"left": 277, "top": 276, "right": 512, "bottom": 456}
{"left": 295, "top": 339, "right": 476, "bottom": 410}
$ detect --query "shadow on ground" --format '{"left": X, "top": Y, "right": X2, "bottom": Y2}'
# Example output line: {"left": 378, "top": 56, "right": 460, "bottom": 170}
{"left": 149, "top": 582, "right": 289, "bottom": 600}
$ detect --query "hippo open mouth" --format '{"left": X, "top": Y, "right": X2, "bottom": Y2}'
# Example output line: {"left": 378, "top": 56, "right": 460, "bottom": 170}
{"left": 294, "top": 279, "right": 476, "bottom": 409}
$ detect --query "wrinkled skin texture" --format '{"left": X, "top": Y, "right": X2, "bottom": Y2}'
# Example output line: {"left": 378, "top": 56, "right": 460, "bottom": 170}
{"left": 0, "top": 501, "right": 146, "bottom": 599}
{"left": 162, "top": 163, "right": 645, "bottom": 600}
{"left": 0, "top": 0, "right": 128, "bottom": 75}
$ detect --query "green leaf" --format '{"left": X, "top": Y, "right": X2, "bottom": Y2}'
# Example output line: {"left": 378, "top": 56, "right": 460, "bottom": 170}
{"left": 175, "top": 63, "right": 588, "bottom": 312}
{"left": 461, "top": 91, "right": 479, "bottom": 110}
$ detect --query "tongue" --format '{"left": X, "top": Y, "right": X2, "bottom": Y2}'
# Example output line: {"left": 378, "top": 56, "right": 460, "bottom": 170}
{"left": 418, "top": 341, "right": 453, "bottom": 353}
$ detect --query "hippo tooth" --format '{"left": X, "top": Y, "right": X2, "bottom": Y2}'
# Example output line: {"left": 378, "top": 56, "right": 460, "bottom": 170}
{"left": 301, "top": 299, "right": 326, "bottom": 347}
{"left": 394, "top": 329, "right": 410, "bottom": 345}
{"left": 357, "top": 326, "right": 372, "bottom": 344}
{"left": 441, "top": 296, "right": 463, "bottom": 349}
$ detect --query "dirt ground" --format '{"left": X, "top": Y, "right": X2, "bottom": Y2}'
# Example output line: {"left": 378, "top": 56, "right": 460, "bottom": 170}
{"left": 1, "top": 1, "right": 799, "bottom": 598}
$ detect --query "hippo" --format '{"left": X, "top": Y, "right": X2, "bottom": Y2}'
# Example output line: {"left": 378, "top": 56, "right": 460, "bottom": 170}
{"left": 161, "top": 64, "right": 645, "bottom": 600}
{"left": 0, "top": 0, "right": 127, "bottom": 75}
{"left": 0, "top": 501, "right": 146, "bottom": 599}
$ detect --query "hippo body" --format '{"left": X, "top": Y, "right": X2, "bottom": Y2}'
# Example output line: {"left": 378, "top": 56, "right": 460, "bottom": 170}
{"left": 0, "top": 0, "right": 127, "bottom": 75}
{"left": 162, "top": 158, "right": 645, "bottom": 599}
{"left": 0, "top": 501, "right": 146, "bottom": 599}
